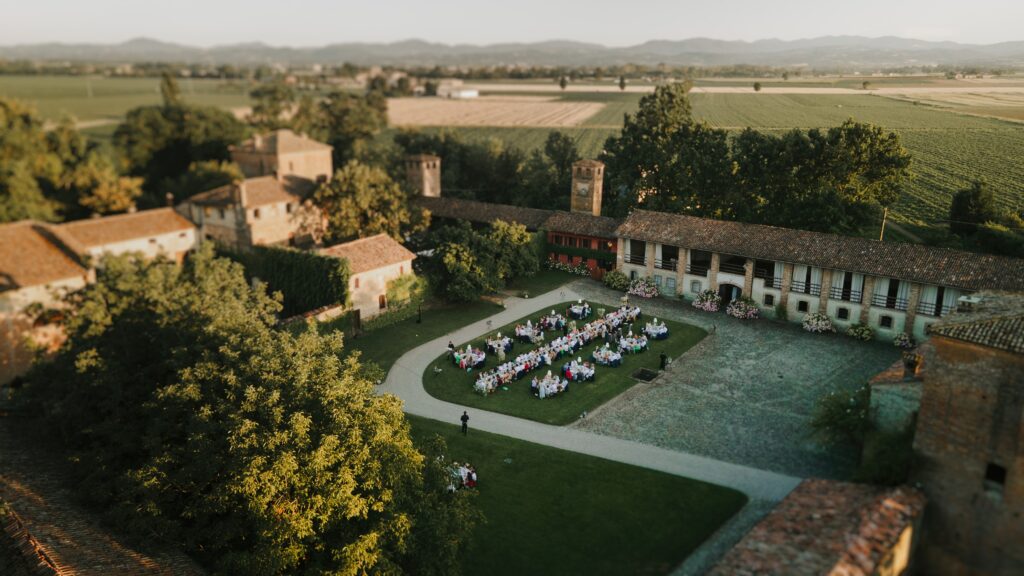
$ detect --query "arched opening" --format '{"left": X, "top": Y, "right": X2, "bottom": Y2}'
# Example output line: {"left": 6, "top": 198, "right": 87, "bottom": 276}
{"left": 718, "top": 283, "right": 742, "bottom": 306}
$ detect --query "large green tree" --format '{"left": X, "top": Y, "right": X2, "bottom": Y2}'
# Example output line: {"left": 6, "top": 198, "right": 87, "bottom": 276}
{"left": 309, "top": 91, "right": 388, "bottom": 166}
{"left": 249, "top": 79, "right": 296, "bottom": 131}
{"left": 313, "top": 160, "right": 429, "bottom": 242}
{"left": 113, "top": 76, "right": 246, "bottom": 206}
{"left": 0, "top": 97, "right": 61, "bottom": 222}
{"left": 949, "top": 180, "right": 1000, "bottom": 235}
{"left": 162, "top": 159, "right": 243, "bottom": 204}
{"left": 21, "top": 246, "right": 480, "bottom": 575}
{"left": 426, "top": 220, "right": 538, "bottom": 302}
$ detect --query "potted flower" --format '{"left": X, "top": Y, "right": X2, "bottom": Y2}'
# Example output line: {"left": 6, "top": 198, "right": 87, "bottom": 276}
{"left": 692, "top": 289, "right": 722, "bottom": 312}
{"left": 628, "top": 276, "right": 660, "bottom": 298}
{"left": 846, "top": 323, "right": 874, "bottom": 341}
{"left": 802, "top": 311, "right": 835, "bottom": 333}
{"left": 726, "top": 297, "right": 759, "bottom": 320}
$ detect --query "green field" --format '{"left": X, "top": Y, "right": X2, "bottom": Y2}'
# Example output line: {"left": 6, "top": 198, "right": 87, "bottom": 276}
{"left": 407, "top": 415, "right": 746, "bottom": 576}
{"left": 0, "top": 74, "right": 252, "bottom": 121}
{"left": 423, "top": 301, "right": 707, "bottom": 425}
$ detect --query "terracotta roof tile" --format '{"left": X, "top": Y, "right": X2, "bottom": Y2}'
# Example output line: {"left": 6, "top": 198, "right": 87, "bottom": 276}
{"left": 710, "top": 479, "right": 925, "bottom": 576}
{"left": 233, "top": 129, "right": 332, "bottom": 155}
{"left": 928, "top": 291, "right": 1024, "bottom": 354}
{"left": 0, "top": 222, "right": 88, "bottom": 291}
{"left": 53, "top": 208, "right": 193, "bottom": 251}
{"left": 414, "top": 196, "right": 554, "bottom": 230}
{"left": 541, "top": 211, "right": 620, "bottom": 238}
{"left": 186, "top": 175, "right": 314, "bottom": 208}
{"left": 616, "top": 210, "right": 1024, "bottom": 291}
{"left": 320, "top": 234, "right": 416, "bottom": 275}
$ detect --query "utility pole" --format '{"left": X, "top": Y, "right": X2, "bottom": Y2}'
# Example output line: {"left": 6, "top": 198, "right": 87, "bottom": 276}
{"left": 879, "top": 207, "right": 888, "bottom": 241}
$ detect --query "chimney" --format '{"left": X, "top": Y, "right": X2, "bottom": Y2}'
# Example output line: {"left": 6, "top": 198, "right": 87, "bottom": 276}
{"left": 165, "top": 192, "right": 174, "bottom": 207}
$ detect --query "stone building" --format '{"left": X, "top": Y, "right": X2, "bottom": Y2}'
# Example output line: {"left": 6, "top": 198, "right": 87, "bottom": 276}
{"left": 614, "top": 209, "right": 1024, "bottom": 340}
{"left": 570, "top": 159, "right": 604, "bottom": 216}
{"left": 51, "top": 207, "right": 197, "bottom": 264}
{"left": 405, "top": 154, "right": 441, "bottom": 198}
{"left": 711, "top": 478, "right": 926, "bottom": 576}
{"left": 910, "top": 291, "right": 1024, "bottom": 574}
{"left": 230, "top": 129, "right": 333, "bottom": 184}
{"left": 181, "top": 175, "right": 315, "bottom": 248}
{"left": 320, "top": 234, "right": 416, "bottom": 320}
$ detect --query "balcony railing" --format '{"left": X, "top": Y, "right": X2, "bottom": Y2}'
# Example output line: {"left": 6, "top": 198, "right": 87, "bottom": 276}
{"left": 754, "top": 271, "right": 781, "bottom": 289}
{"left": 625, "top": 254, "right": 646, "bottom": 266}
{"left": 828, "top": 286, "right": 863, "bottom": 304}
{"left": 686, "top": 263, "right": 709, "bottom": 277}
{"left": 916, "top": 301, "right": 948, "bottom": 317}
{"left": 871, "top": 293, "right": 909, "bottom": 311}
{"left": 655, "top": 258, "right": 678, "bottom": 271}
{"left": 790, "top": 280, "right": 821, "bottom": 296}
{"left": 719, "top": 262, "right": 746, "bottom": 275}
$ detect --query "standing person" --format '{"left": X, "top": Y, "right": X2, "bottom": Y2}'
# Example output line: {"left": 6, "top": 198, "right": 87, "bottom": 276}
{"left": 460, "top": 411, "right": 469, "bottom": 435}
{"left": 660, "top": 352, "right": 668, "bottom": 370}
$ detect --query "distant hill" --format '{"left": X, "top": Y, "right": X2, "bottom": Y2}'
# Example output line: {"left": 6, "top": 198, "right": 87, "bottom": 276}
{"left": 2, "top": 36, "right": 1024, "bottom": 69}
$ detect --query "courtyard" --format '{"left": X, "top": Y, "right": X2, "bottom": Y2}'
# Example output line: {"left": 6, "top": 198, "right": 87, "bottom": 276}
{"left": 569, "top": 282, "right": 901, "bottom": 478}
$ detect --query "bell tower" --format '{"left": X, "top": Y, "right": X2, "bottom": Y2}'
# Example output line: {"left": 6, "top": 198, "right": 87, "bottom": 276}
{"left": 570, "top": 159, "right": 605, "bottom": 216}
{"left": 405, "top": 154, "right": 442, "bottom": 197}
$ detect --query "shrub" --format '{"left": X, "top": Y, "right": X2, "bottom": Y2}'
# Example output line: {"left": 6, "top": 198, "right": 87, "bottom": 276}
{"left": 893, "top": 332, "right": 916, "bottom": 349}
{"left": 774, "top": 303, "right": 788, "bottom": 321}
{"left": 846, "top": 323, "right": 875, "bottom": 341}
{"left": 725, "top": 297, "right": 759, "bottom": 320}
{"left": 546, "top": 257, "right": 590, "bottom": 276}
{"left": 692, "top": 289, "right": 721, "bottom": 312}
{"left": 219, "top": 244, "right": 349, "bottom": 318}
{"left": 627, "top": 276, "right": 659, "bottom": 298}
{"left": 802, "top": 311, "right": 835, "bottom": 333}
{"left": 602, "top": 269, "right": 629, "bottom": 291}
{"left": 810, "top": 384, "right": 870, "bottom": 449}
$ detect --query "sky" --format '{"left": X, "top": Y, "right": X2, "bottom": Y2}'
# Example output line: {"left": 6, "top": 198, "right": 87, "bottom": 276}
{"left": 1, "top": 0, "right": 1022, "bottom": 47}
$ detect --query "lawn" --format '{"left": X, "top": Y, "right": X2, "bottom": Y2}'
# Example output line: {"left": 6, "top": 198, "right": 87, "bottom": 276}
{"left": 423, "top": 301, "right": 707, "bottom": 425}
{"left": 313, "top": 299, "right": 504, "bottom": 373}
{"left": 406, "top": 415, "right": 747, "bottom": 576}
{"left": 503, "top": 269, "right": 578, "bottom": 296}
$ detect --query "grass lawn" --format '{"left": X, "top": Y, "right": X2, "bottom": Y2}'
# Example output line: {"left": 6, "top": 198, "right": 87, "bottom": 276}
{"left": 407, "top": 415, "right": 747, "bottom": 576}
{"left": 313, "top": 299, "right": 504, "bottom": 373}
{"left": 503, "top": 269, "right": 578, "bottom": 296}
{"left": 423, "top": 301, "right": 706, "bottom": 425}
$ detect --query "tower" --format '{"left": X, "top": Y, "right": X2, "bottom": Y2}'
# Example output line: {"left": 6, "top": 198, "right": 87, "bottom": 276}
{"left": 405, "top": 154, "right": 442, "bottom": 198}
{"left": 570, "top": 159, "right": 604, "bottom": 216}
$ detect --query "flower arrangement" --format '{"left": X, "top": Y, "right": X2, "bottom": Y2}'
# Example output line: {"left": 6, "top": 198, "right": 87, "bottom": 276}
{"left": 846, "top": 323, "right": 875, "bottom": 341}
{"left": 893, "top": 332, "right": 916, "bottom": 349}
{"left": 726, "top": 297, "right": 760, "bottom": 320}
{"left": 546, "top": 257, "right": 590, "bottom": 276}
{"left": 627, "top": 276, "right": 659, "bottom": 298}
{"left": 602, "top": 269, "right": 630, "bottom": 291}
{"left": 802, "top": 311, "right": 835, "bottom": 333}
{"left": 692, "top": 289, "right": 722, "bottom": 312}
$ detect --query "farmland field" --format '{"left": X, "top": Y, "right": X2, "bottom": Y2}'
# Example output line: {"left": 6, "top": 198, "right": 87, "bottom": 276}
{"left": 387, "top": 95, "right": 604, "bottom": 127}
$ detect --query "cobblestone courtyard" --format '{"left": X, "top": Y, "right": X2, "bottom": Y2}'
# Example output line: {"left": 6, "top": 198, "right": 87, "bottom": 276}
{"left": 570, "top": 281, "right": 900, "bottom": 478}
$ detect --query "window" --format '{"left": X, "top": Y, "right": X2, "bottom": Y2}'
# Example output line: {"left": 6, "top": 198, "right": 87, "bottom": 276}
{"left": 985, "top": 463, "right": 1007, "bottom": 493}
{"left": 665, "top": 277, "right": 676, "bottom": 294}
{"left": 764, "top": 294, "right": 775, "bottom": 306}
{"left": 379, "top": 295, "right": 387, "bottom": 310}
{"left": 148, "top": 238, "right": 157, "bottom": 244}
{"left": 629, "top": 270, "right": 638, "bottom": 281}
{"left": 690, "top": 280, "right": 702, "bottom": 294}
{"left": 253, "top": 208, "right": 261, "bottom": 219}
{"left": 797, "top": 301, "right": 809, "bottom": 313}
{"left": 654, "top": 275, "right": 663, "bottom": 287}
{"left": 218, "top": 208, "right": 225, "bottom": 219}
{"left": 837, "top": 308, "right": 850, "bottom": 320}
{"left": 178, "top": 232, "right": 187, "bottom": 238}
{"left": 286, "top": 203, "right": 293, "bottom": 214}
{"left": 880, "top": 315, "right": 893, "bottom": 329}
{"left": 354, "top": 277, "right": 360, "bottom": 289}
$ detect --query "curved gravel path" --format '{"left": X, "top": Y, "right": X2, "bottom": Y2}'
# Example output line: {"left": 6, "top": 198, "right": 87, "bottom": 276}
{"left": 379, "top": 285, "right": 801, "bottom": 502}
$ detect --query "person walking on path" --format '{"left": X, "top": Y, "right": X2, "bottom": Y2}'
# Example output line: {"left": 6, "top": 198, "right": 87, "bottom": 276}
{"left": 460, "top": 411, "right": 469, "bottom": 435}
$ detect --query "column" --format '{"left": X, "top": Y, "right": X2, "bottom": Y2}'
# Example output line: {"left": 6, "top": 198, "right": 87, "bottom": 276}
{"left": 742, "top": 258, "right": 755, "bottom": 298}
{"left": 904, "top": 282, "right": 922, "bottom": 335}
{"left": 779, "top": 262, "right": 794, "bottom": 309}
{"left": 859, "top": 276, "right": 876, "bottom": 324}
{"left": 818, "top": 268, "right": 833, "bottom": 314}
{"left": 645, "top": 242, "right": 656, "bottom": 278}
{"left": 676, "top": 248, "right": 687, "bottom": 297}
{"left": 615, "top": 238, "right": 625, "bottom": 270}
{"left": 709, "top": 253, "right": 720, "bottom": 291}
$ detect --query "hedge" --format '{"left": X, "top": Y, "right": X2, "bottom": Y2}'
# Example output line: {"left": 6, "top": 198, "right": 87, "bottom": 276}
{"left": 219, "top": 245, "right": 350, "bottom": 317}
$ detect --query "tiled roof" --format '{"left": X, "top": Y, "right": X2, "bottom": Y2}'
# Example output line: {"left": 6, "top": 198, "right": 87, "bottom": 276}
{"left": 616, "top": 209, "right": 1024, "bottom": 291}
{"left": 320, "top": 234, "right": 416, "bottom": 275}
{"left": 928, "top": 291, "right": 1024, "bottom": 354}
{"left": 53, "top": 208, "right": 193, "bottom": 251}
{"left": 233, "top": 129, "right": 332, "bottom": 155}
{"left": 414, "top": 196, "right": 554, "bottom": 230}
{"left": 0, "top": 222, "right": 87, "bottom": 291}
{"left": 542, "top": 211, "right": 620, "bottom": 238}
{"left": 710, "top": 479, "right": 926, "bottom": 576}
{"left": 186, "top": 175, "right": 315, "bottom": 208}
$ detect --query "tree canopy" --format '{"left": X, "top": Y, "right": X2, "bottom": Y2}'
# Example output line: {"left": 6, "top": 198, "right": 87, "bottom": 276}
{"left": 20, "top": 246, "right": 480, "bottom": 575}
{"left": 426, "top": 220, "right": 539, "bottom": 302}
{"left": 313, "top": 160, "right": 429, "bottom": 243}
{"left": 248, "top": 79, "right": 296, "bottom": 131}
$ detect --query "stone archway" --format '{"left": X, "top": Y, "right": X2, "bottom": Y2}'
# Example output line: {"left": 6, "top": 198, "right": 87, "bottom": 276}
{"left": 718, "top": 283, "right": 742, "bottom": 306}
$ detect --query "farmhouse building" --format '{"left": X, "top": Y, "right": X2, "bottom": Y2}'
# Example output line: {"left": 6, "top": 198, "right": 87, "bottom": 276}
{"left": 320, "top": 234, "right": 417, "bottom": 321}
{"left": 909, "top": 291, "right": 1024, "bottom": 574}
{"left": 710, "top": 478, "right": 926, "bottom": 576}
{"left": 230, "top": 129, "right": 333, "bottom": 184}
{"left": 51, "top": 207, "right": 197, "bottom": 264}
